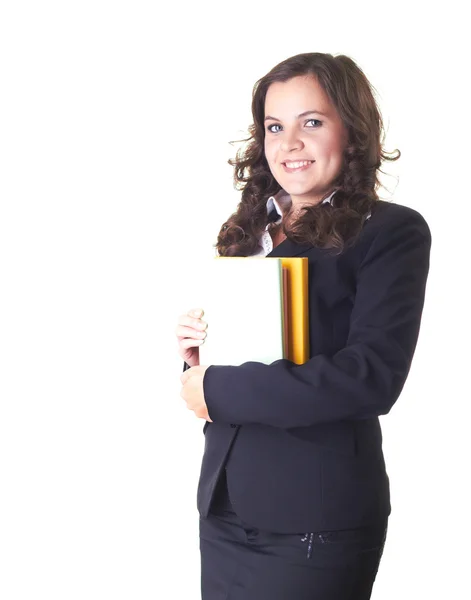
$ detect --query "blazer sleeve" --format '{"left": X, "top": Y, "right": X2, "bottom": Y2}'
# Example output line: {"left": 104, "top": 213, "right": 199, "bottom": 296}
{"left": 202, "top": 208, "right": 432, "bottom": 428}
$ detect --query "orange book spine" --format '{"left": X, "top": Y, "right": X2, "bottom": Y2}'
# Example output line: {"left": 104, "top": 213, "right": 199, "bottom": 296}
{"left": 280, "top": 257, "right": 309, "bottom": 364}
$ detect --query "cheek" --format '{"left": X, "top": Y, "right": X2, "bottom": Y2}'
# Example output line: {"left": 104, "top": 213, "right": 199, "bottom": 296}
{"left": 321, "top": 140, "right": 345, "bottom": 164}
{"left": 264, "top": 140, "right": 276, "bottom": 166}
{"left": 331, "top": 128, "right": 348, "bottom": 156}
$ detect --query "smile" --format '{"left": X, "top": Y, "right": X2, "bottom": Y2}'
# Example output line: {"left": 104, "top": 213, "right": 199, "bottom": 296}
{"left": 282, "top": 160, "right": 314, "bottom": 173}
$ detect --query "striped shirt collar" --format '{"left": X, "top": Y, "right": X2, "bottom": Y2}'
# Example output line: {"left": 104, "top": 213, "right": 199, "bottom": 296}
{"left": 265, "top": 189, "right": 338, "bottom": 229}
{"left": 266, "top": 189, "right": 371, "bottom": 229}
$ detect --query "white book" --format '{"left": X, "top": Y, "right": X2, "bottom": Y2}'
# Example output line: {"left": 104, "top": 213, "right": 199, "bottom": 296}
{"left": 198, "top": 257, "right": 285, "bottom": 366}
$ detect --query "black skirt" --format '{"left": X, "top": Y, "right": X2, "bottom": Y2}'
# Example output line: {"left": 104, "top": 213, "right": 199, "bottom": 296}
{"left": 199, "top": 469, "right": 388, "bottom": 600}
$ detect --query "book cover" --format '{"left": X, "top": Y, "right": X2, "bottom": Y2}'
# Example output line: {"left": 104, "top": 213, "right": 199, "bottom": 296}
{"left": 198, "top": 256, "right": 308, "bottom": 366}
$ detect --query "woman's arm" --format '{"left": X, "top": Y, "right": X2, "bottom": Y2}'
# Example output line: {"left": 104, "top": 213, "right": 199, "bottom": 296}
{"left": 202, "top": 207, "right": 431, "bottom": 429}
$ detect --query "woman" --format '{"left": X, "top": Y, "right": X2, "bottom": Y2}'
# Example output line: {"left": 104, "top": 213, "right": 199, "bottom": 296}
{"left": 177, "top": 52, "right": 431, "bottom": 599}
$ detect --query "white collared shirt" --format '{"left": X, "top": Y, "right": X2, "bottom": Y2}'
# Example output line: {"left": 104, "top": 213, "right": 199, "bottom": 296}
{"left": 253, "top": 189, "right": 341, "bottom": 257}
{"left": 215, "top": 190, "right": 371, "bottom": 257}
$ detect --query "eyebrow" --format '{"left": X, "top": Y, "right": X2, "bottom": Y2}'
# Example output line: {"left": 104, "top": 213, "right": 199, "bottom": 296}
{"left": 264, "top": 110, "right": 328, "bottom": 122}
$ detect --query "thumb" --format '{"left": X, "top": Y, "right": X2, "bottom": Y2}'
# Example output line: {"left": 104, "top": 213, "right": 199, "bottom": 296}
{"left": 180, "top": 366, "right": 196, "bottom": 384}
{"left": 180, "top": 369, "right": 190, "bottom": 384}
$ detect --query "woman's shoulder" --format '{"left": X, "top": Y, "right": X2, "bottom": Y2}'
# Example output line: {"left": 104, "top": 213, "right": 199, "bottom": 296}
{"left": 346, "top": 200, "right": 431, "bottom": 266}
{"left": 365, "top": 199, "right": 431, "bottom": 242}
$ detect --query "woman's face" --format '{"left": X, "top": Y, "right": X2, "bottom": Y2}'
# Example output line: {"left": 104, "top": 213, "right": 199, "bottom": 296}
{"left": 263, "top": 75, "right": 348, "bottom": 208}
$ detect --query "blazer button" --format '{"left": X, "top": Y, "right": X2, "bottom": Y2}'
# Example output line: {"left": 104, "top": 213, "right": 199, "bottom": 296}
{"left": 230, "top": 424, "right": 237, "bottom": 428}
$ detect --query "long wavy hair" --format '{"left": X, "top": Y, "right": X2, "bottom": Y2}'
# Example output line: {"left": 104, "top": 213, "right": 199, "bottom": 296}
{"left": 216, "top": 52, "right": 400, "bottom": 256}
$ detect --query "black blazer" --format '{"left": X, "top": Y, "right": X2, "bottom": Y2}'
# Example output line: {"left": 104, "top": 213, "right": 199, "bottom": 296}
{"left": 185, "top": 200, "right": 431, "bottom": 534}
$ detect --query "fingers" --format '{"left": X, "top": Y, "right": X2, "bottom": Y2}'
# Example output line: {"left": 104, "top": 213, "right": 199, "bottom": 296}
{"left": 177, "top": 315, "right": 207, "bottom": 332}
{"left": 179, "top": 339, "right": 204, "bottom": 351}
{"left": 176, "top": 309, "right": 207, "bottom": 366}
{"left": 176, "top": 326, "right": 207, "bottom": 361}
{"left": 184, "top": 308, "right": 204, "bottom": 324}
{"left": 175, "top": 323, "right": 207, "bottom": 340}
{"left": 176, "top": 308, "right": 208, "bottom": 340}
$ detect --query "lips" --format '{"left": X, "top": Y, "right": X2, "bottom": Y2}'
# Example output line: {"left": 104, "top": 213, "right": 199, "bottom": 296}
{"left": 282, "top": 160, "right": 314, "bottom": 173}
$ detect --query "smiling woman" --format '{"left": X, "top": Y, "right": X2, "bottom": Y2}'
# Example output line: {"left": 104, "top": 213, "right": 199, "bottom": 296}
{"left": 177, "top": 51, "right": 431, "bottom": 600}
{"left": 217, "top": 52, "right": 400, "bottom": 257}
{"left": 263, "top": 77, "right": 348, "bottom": 204}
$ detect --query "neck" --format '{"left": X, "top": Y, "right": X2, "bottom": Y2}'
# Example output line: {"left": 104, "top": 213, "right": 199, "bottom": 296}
{"left": 290, "top": 188, "right": 337, "bottom": 214}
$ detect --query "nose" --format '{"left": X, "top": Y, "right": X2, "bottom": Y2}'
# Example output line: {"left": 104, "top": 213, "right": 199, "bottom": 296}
{"left": 280, "top": 130, "right": 304, "bottom": 153}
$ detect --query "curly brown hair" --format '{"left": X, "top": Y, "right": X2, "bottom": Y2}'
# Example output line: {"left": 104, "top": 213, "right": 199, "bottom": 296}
{"left": 215, "top": 52, "right": 400, "bottom": 257}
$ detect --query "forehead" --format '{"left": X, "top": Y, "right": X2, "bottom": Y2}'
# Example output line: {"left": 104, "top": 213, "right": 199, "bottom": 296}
{"left": 264, "top": 75, "right": 333, "bottom": 116}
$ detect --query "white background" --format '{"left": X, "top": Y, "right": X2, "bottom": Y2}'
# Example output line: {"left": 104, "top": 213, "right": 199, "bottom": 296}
{"left": 1, "top": 1, "right": 469, "bottom": 598}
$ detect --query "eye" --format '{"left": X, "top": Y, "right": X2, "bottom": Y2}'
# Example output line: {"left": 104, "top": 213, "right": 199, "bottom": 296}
{"left": 266, "top": 119, "right": 322, "bottom": 134}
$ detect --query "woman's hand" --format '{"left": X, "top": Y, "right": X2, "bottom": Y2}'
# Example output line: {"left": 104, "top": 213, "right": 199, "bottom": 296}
{"left": 175, "top": 308, "right": 208, "bottom": 368}
{"left": 180, "top": 365, "right": 213, "bottom": 422}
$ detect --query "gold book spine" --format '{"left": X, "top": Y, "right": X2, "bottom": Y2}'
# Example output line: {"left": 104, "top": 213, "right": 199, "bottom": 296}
{"left": 280, "top": 257, "right": 309, "bottom": 364}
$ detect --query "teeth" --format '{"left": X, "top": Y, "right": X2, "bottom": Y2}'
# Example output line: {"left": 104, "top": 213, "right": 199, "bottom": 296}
{"left": 284, "top": 161, "right": 312, "bottom": 168}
